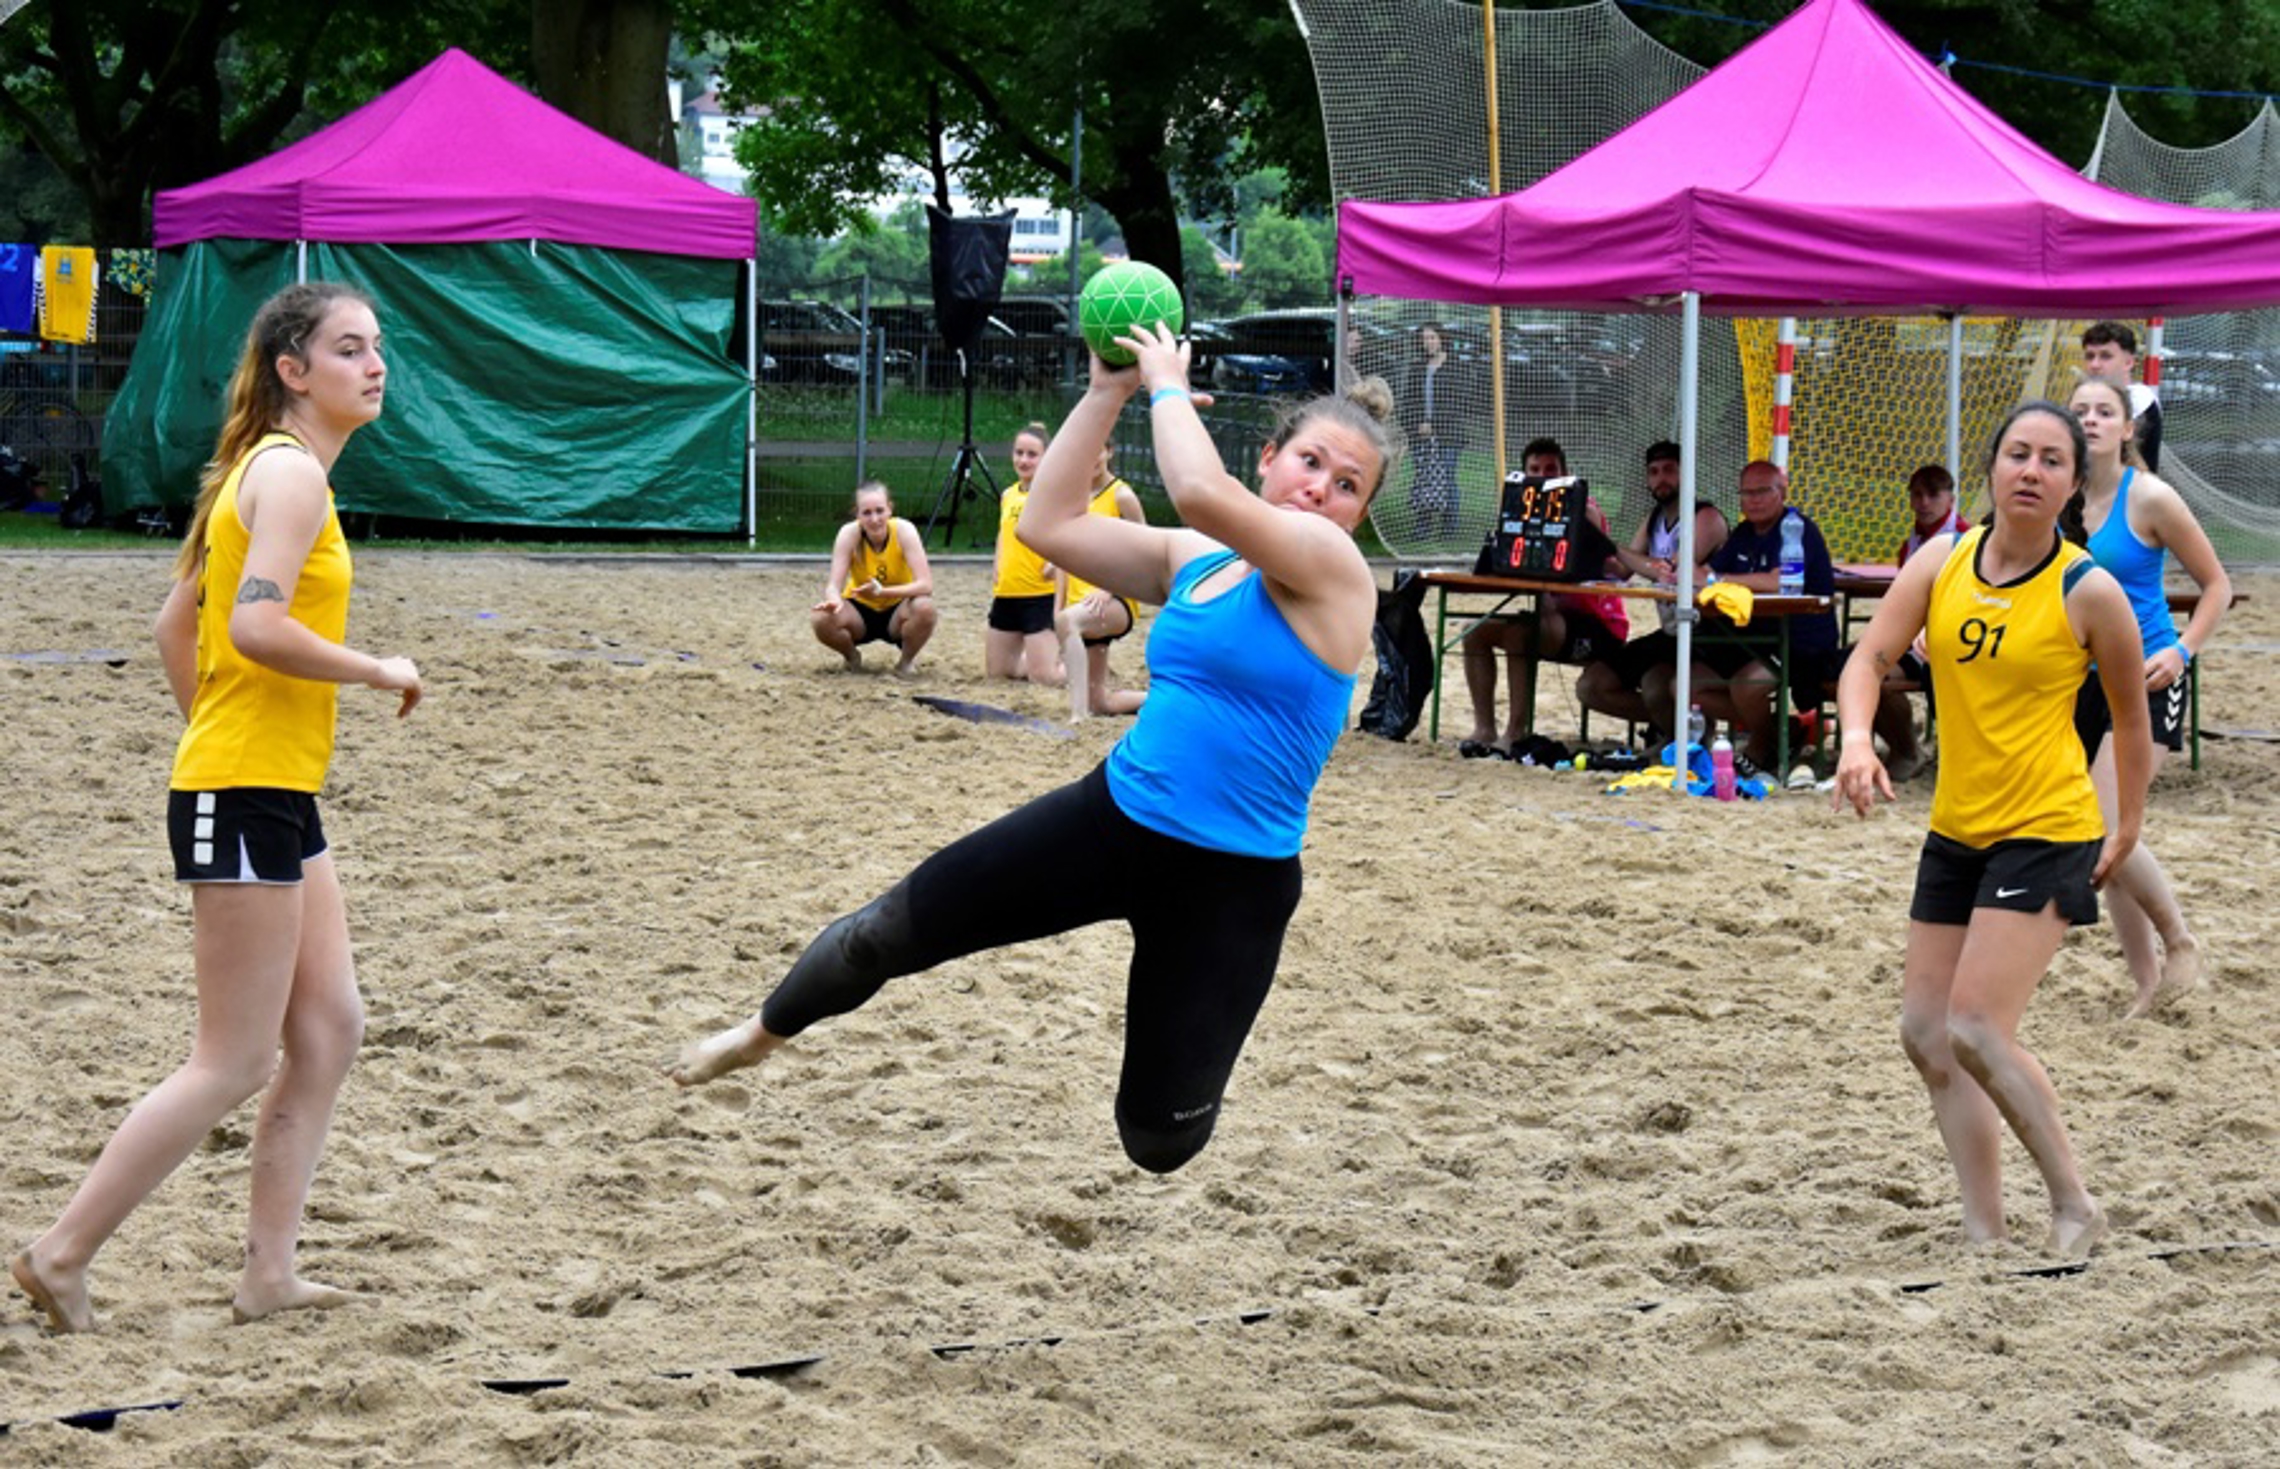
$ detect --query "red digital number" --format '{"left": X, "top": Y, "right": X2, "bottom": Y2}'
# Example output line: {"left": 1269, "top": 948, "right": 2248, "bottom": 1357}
{"left": 1508, "top": 539, "right": 1525, "bottom": 569}
{"left": 1552, "top": 538, "right": 1569, "bottom": 572}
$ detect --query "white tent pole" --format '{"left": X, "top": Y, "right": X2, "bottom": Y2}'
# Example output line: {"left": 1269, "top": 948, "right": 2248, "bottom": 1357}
{"left": 296, "top": 241, "right": 308, "bottom": 283}
{"left": 1946, "top": 313, "right": 1964, "bottom": 480}
{"left": 1672, "top": 290, "right": 1702, "bottom": 794}
{"left": 745, "top": 258, "right": 759, "bottom": 548}
{"left": 1770, "top": 318, "right": 1796, "bottom": 470}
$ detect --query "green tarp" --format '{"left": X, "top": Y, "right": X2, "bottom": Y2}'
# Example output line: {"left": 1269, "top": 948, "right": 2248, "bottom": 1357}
{"left": 103, "top": 239, "right": 747, "bottom": 532}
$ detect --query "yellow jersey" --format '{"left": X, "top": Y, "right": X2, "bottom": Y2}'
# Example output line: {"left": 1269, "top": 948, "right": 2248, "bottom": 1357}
{"left": 1063, "top": 479, "right": 1136, "bottom": 606}
{"left": 994, "top": 485, "right": 1055, "bottom": 598}
{"left": 844, "top": 520, "right": 916, "bottom": 611}
{"left": 171, "top": 434, "right": 353, "bottom": 793}
{"left": 1925, "top": 526, "right": 2102, "bottom": 847}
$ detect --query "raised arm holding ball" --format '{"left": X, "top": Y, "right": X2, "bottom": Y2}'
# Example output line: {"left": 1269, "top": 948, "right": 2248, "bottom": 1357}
{"left": 671, "top": 298, "right": 1393, "bottom": 1176}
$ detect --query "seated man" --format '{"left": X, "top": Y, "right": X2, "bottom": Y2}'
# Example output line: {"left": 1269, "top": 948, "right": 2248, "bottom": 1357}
{"left": 1895, "top": 463, "right": 1966, "bottom": 566}
{"left": 1893, "top": 463, "right": 1968, "bottom": 707}
{"left": 1576, "top": 439, "right": 1728, "bottom": 745}
{"left": 811, "top": 480, "right": 938, "bottom": 676}
{"left": 1459, "top": 437, "right": 1626, "bottom": 758}
{"left": 1690, "top": 460, "right": 1919, "bottom": 781}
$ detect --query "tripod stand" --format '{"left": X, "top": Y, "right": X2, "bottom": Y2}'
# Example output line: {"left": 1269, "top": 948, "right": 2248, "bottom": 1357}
{"left": 923, "top": 350, "right": 999, "bottom": 549}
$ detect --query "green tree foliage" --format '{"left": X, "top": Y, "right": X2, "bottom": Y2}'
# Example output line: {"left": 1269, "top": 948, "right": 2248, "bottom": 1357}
{"left": 1237, "top": 211, "right": 1327, "bottom": 309}
{"left": 1179, "top": 226, "right": 1246, "bottom": 318}
{"left": 754, "top": 220, "right": 826, "bottom": 293}
{"left": 814, "top": 199, "right": 932, "bottom": 291}
{"left": 1017, "top": 240, "right": 1107, "bottom": 297}
{"left": 676, "top": 0, "right": 1329, "bottom": 291}
{"left": 0, "top": 0, "right": 539, "bottom": 247}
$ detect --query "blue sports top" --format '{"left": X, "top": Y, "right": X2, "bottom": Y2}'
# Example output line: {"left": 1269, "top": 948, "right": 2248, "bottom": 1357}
{"left": 2086, "top": 468, "right": 2181, "bottom": 660}
{"left": 1107, "top": 550, "right": 1356, "bottom": 858}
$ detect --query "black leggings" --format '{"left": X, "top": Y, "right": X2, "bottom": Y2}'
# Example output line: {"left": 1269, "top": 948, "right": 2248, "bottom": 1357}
{"left": 761, "top": 764, "right": 1303, "bottom": 1173}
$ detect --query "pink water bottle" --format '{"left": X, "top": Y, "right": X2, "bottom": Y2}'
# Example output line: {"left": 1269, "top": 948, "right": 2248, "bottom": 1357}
{"left": 1711, "top": 734, "right": 1737, "bottom": 801}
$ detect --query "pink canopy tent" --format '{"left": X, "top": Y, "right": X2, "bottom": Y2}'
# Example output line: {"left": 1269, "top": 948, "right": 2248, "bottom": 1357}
{"left": 1334, "top": 0, "right": 2280, "bottom": 783}
{"left": 155, "top": 48, "right": 755, "bottom": 259}
{"left": 120, "top": 49, "right": 765, "bottom": 537}
{"left": 1336, "top": 0, "right": 2280, "bottom": 319}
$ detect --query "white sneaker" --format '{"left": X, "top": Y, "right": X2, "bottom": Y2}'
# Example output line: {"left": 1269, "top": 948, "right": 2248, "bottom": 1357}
{"left": 1785, "top": 763, "right": 1818, "bottom": 792}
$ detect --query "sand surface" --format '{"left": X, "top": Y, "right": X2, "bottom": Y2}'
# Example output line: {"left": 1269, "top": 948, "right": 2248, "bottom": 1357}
{"left": 1, "top": 551, "right": 2274, "bottom": 1466}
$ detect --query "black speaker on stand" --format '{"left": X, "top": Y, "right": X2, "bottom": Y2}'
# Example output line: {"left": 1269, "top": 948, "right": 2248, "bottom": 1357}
{"left": 921, "top": 207, "right": 1014, "bottom": 548}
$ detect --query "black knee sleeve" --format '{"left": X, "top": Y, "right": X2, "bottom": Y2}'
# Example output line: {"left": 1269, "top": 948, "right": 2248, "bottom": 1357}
{"left": 760, "top": 883, "right": 918, "bottom": 1038}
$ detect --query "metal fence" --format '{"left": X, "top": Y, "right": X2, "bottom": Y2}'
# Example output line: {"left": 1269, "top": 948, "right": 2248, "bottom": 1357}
{"left": 0, "top": 264, "right": 145, "bottom": 502}
{"left": 755, "top": 272, "right": 1297, "bottom": 547}
{"left": 10, "top": 262, "right": 1300, "bottom": 543}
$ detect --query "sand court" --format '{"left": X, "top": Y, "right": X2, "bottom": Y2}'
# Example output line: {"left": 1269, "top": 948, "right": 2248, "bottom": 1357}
{"left": 1, "top": 551, "right": 2274, "bottom": 1464}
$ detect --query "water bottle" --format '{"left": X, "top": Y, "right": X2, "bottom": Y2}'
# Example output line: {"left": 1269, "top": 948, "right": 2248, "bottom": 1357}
{"left": 1778, "top": 509, "right": 1806, "bottom": 596}
{"left": 1711, "top": 734, "right": 1737, "bottom": 801}
{"left": 1686, "top": 704, "right": 1707, "bottom": 753}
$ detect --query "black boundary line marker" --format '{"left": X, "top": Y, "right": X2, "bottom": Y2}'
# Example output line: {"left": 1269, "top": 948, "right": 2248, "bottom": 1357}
{"left": 911, "top": 694, "right": 1077, "bottom": 741}
{"left": 25, "top": 1242, "right": 2274, "bottom": 1417}
{"left": 0, "top": 1399, "right": 185, "bottom": 1437}
{"left": 1895, "top": 1238, "right": 2272, "bottom": 1295}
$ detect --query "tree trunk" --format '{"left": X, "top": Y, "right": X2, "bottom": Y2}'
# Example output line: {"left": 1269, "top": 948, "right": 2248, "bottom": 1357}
{"left": 530, "top": 0, "right": 677, "bottom": 165}
{"left": 1092, "top": 153, "right": 1185, "bottom": 295}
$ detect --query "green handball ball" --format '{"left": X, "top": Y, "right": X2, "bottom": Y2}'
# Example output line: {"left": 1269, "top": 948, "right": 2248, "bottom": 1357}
{"left": 1078, "top": 261, "right": 1185, "bottom": 367}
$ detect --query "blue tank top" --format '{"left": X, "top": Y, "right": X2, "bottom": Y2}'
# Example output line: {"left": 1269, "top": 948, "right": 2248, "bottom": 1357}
{"left": 2086, "top": 468, "right": 2180, "bottom": 658}
{"left": 1106, "top": 551, "right": 1357, "bottom": 858}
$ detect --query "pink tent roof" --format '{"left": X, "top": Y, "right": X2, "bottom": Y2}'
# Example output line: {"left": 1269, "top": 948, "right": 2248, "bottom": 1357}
{"left": 1337, "top": 0, "right": 2280, "bottom": 317}
{"left": 155, "top": 49, "right": 755, "bottom": 260}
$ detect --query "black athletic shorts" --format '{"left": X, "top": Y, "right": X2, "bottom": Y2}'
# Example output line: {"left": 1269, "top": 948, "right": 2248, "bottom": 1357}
{"left": 988, "top": 593, "right": 1056, "bottom": 636}
{"left": 1695, "top": 637, "right": 1844, "bottom": 713}
{"left": 169, "top": 788, "right": 327, "bottom": 884}
{"left": 853, "top": 600, "right": 903, "bottom": 646}
{"left": 1909, "top": 831, "right": 2100, "bottom": 927}
{"left": 1548, "top": 609, "right": 1622, "bottom": 665}
{"left": 2073, "top": 669, "right": 2187, "bottom": 755}
{"left": 1608, "top": 628, "right": 1680, "bottom": 687}
{"left": 1078, "top": 596, "right": 1137, "bottom": 647}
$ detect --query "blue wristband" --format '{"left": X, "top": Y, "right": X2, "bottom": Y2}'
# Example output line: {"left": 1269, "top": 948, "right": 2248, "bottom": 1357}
{"left": 1150, "top": 386, "right": 1191, "bottom": 408}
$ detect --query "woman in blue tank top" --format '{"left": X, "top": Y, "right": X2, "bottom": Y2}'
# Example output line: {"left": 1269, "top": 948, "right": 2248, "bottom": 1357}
{"left": 673, "top": 319, "right": 1391, "bottom": 1175}
{"left": 2068, "top": 377, "right": 2233, "bottom": 1018}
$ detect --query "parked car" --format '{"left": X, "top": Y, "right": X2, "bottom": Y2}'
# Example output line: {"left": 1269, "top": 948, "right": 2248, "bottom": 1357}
{"left": 990, "top": 297, "right": 1080, "bottom": 385}
{"left": 1191, "top": 309, "right": 1405, "bottom": 395}
{"left": 872, "top": 303, "right": 1029, "bottom": 388}
{"left": 758, "top": 299, "right": 913, "bottom": 385}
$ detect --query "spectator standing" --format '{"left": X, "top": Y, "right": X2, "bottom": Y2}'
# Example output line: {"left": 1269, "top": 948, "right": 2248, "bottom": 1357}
{"left": 2081, "top": 321, "right": 2162, "bottom": 473}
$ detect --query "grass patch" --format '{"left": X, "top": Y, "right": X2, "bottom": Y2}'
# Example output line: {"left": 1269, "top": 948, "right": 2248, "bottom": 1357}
{"left": 0, "top": 510, "right": 169, "bottom": 551}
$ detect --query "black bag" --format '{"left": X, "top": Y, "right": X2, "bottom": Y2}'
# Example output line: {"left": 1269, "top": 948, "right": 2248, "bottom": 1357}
{"left": 1358, "top": 570, "right": 1435, "bottom": 741}
{"left": 59, "top": 452, "right": 102, "bottom": 530}
{"left": 0, "top": 444, "right": 38, "bottom": 511}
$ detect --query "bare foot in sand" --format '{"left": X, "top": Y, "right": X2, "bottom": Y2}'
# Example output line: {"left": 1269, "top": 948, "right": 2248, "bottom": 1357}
{"left": 12, "top": 1248, "right": 94, "bottom": 1334}
{"left": 839, "top": 649, "right": 863, "bottom": 672}
{"left": 2127, "top": 934, "right": 2203, "bottom": 1019}
{"left": 2046, "top": 1204, "right": 2109, "bottom": 1258}
{"left": 231, "top": 1277, "right": 363, "bottom": 1325}
{"left": 668, "top": 1016, "right": 783, "bottom": 1088}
